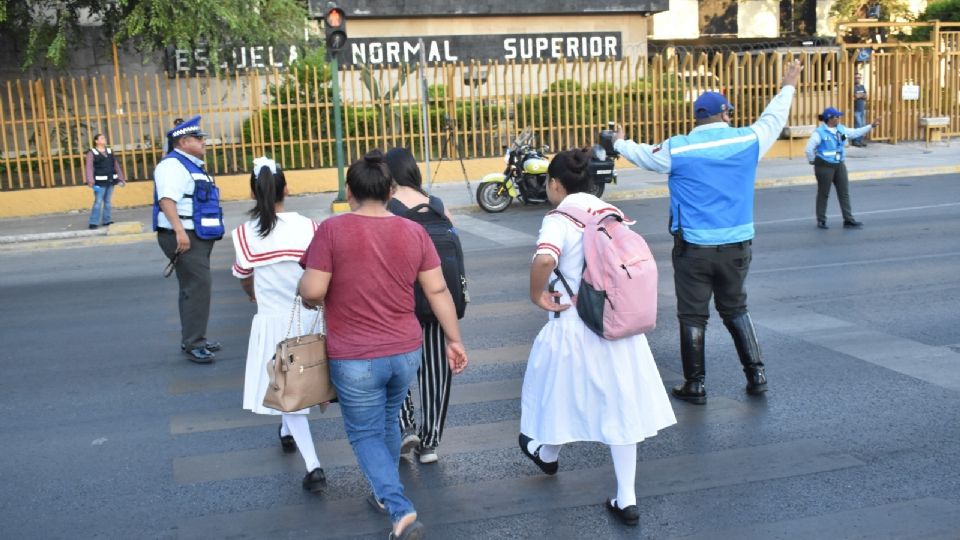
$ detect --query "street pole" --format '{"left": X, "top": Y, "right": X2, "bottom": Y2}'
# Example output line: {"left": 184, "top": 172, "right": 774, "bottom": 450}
{"left": 419, "top": 39, "right": 432, "bottom": 193}
{"left": 332, "top": 56, "right": 346, "bottom": 203}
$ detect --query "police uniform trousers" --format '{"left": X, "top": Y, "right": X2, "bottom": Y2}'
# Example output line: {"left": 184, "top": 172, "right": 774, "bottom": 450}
{"left": 814, "top": 157, "right": 855, "bottom": 223}
{"left": 158, "top": 229, "right": 216, "bottom": 349}
{"left": 672, "top": 239, "right": 752, "bottom": 327}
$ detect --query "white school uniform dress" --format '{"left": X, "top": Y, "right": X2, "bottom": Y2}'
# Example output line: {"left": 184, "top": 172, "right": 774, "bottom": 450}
{"left": 232, "top": 212, "right": 320, "bottom": 416}
{"left": 520, "top": 193, "right": 677, "bottom": 445}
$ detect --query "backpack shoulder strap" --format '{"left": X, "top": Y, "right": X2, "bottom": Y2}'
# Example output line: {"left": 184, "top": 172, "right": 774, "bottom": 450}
{"left": 427, "top": 195, "right": 445, "bottom": 216}
{"left": 406, "top": 201, "right": 448, "bottom": 224}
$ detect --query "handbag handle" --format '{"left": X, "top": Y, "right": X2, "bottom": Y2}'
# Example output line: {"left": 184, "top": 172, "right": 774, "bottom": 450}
{"left": 286, "top": 296, "right": 325, "bottom": 340}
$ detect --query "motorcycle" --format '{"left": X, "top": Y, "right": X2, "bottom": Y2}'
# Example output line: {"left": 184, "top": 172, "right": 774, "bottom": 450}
{"left": 476, "top": 126, "right": 618, "bottom": 213}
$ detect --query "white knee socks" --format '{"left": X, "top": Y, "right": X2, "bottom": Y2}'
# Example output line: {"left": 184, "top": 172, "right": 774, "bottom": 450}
{"left": 282, "top": 414, "right": 322, "bottom": 472}
{"left": 610, "top": 443, "right": 638, "bottom": 508}
{"left": 525, "top": 437, "right": 561, "bottom": 463}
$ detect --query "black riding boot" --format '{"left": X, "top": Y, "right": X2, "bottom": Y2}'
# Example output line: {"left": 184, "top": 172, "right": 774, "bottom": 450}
{"left": 724, "top": 312, "right": 767, "bottom": 395}
{"left": 672, "top": 323, "right": 706, "bottom": 404}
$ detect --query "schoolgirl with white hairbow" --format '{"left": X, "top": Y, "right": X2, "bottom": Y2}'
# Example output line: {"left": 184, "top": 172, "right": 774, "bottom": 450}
{"left": 230, "top": 157, "right": 327, "bottom": 493}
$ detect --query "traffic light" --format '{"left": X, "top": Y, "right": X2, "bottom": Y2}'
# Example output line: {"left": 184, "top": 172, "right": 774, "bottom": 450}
{"left": 324, "top": 3, "right": 347, "bottom": 55}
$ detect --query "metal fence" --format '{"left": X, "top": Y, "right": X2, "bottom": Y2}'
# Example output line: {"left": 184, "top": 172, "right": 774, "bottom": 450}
{"left": 2, "top": 24, "right": 958, "bottom": 191}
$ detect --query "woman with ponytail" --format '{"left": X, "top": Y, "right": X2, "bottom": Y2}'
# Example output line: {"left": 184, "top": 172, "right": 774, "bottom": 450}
{"left": 298, "top": 149, "right": 469, "bottom": 540}
{"left": 518, "top": 148, "right": 676, "bottom": 527}
{"left": 231, "top": 157, "right": 327, "bottom": 493}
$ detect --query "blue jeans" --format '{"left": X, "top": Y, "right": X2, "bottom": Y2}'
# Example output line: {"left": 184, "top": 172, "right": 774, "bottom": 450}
{"left": 89, "top": 184, "right": 114, "bottom": 225}
{"left": 329, "top": 348, "right": 421, "bottom": 523}
{"left": 853, "top": 110, "right": 866, "bottom": 144}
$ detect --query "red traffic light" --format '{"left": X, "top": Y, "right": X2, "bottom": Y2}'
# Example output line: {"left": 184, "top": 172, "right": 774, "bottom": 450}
{"left": 325, "top": 7, "right": 344, "bottom": 28}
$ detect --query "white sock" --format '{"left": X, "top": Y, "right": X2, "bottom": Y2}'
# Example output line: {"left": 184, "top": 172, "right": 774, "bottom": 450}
{"left": 525, "top": 438, "right": 561, "bottom": 463}
{"left": 537, "top": 443, "right": 561, "bottom": 463}
{"left": 279, "top": 419, "right": 291, "bottom": 437}
{"left": 282, "top": 414, "right": 322, "bottom": 472}
{"left": 610, "top": 443, "right": 637, "bottom": 508}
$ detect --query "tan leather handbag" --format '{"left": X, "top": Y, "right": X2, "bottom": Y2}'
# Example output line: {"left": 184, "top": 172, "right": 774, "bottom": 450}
{"left": 262, "top": 297, "right": 336, "bottom": 412}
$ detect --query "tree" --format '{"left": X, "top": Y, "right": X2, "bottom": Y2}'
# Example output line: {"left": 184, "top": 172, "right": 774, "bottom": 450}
{"left": 828, "top": 0, "right": 912, "bottom": 24}
{"left": 917, "top": 0, "right": 960, "bottom": 22}
{"left": 0, "top": 0, "right": 308, "bottom": 69}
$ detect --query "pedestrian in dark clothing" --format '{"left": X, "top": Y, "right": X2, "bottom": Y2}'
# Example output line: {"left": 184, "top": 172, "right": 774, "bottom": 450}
{"left": 84, "top": 133, "right": 126, "bottom": 229}
{"left": 385, "top": 147, "right": 457, "bottom": 465}
{"left": 852, "top": 73, "right": 868, "bottom": 147}
{"left": 804, "top": 107, "right": 879, "bottom": 229}
{"left": 611, "top": 60, "right": 804, "bottom": 404}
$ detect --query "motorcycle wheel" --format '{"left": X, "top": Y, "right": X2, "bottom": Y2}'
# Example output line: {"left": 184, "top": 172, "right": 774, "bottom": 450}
{"left": 477, "top": 182, "right": 513, "bottom": 213}
{"left": 589, "top": 181, "right": 606, "bottom": 198}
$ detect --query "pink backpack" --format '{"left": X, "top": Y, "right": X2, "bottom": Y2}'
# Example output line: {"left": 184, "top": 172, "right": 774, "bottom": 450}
{"left": 551, "top": 207, "right": 658, "bottom": 340}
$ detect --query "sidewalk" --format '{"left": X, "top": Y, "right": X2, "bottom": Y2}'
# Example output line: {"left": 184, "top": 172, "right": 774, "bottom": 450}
{"left": 1, "top": 141, "right": 956, "bottom": 251}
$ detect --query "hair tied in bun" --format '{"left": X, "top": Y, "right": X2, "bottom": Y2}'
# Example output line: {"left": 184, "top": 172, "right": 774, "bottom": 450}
{"left": 364, "top": 149, "right": 385, "bottom": 164}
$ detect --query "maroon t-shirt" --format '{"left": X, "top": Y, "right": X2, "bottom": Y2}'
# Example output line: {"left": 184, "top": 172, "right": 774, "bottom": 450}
{"left": 300, "top": 213, "right": 440, "bottom": 360}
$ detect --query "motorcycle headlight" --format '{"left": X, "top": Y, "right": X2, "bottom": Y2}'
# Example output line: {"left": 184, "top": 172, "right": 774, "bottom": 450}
{"left": 593, "top": 144, "right": 607, "bottom": 161}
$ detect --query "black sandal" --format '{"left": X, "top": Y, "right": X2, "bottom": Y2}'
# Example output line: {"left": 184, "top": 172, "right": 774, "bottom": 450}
{"left": 388, "top": 518, "right": 424, "bottom": 539}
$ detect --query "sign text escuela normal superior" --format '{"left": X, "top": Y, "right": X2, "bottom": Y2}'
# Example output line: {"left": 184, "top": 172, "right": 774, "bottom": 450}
{"left": 164, "top": 32, "right": 621, "bottom": 75}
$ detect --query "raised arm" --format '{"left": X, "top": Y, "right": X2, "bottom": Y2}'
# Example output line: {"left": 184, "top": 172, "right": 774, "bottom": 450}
{"left": 751, "top": 60, "right": 803, "bottom": 159}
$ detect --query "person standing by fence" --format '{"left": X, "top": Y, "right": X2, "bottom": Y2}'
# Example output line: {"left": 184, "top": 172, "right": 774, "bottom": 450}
{"left": 84, "top": 134, "right": 125, "bottom": 229}
{"left": 852, "top": 73, "right": 868, "bottom": 147}
{"left": 611, "top": 59, "right": 804, "bottom": 405}
{"left": 805, "top": 107, "right": 879, "bottom": 230}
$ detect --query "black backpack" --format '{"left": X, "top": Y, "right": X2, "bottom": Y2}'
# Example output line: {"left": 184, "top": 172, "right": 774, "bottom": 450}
{"left": 390, "top": 196, "right": 468, "bottom": 323}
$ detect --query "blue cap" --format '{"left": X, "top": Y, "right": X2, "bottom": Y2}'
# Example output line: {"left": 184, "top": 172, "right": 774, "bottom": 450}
{"left": 821, "top": 107, "right": 843, "bottom": 120}
{"left": 166, "top": 115, "right": 207, "bottom": 139}
{"left": 693, "top": 92, "right": 733, "bottom": 120}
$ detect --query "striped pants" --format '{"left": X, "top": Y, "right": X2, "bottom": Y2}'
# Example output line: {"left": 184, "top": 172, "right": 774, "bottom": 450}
{"left": 399, "top": 321, "right": 452, "bottom": 449}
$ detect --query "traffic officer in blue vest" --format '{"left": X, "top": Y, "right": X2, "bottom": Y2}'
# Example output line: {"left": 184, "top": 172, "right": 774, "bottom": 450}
{"left": 154, "top": 115, "right": 225, "bottom": 363}
{"left": 804, "top": 107, "right": 878, "bottom": 229}
{"left": 610, "top": 60, "right": 804, "bottom": 404}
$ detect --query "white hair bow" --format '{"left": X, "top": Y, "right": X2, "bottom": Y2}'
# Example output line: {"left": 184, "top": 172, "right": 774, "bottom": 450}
{"left": 253, "top": 156, "right": 277, "bottom": 178}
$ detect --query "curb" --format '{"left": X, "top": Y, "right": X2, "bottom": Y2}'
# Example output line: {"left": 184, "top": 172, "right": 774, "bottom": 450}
{"left": 2, "top": 165, "right": 957, "bottom": 251}
{"left": 0, "top": 221, "right": 143, "bottom": 245}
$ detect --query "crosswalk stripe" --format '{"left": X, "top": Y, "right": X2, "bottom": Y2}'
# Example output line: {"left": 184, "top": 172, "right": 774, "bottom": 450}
{"left": 176, "top": 438, "right": 862, "bottom": 538}
{"left": 453, "top": 214, "right": 538, "bottom": 247}
{"left": 673, "top": 498, "right": 960, "bottom": 540}
{"left": 173, "top": 396, "right": 743, "bottom": 485}
{"left": 759, "top": 304, "right": 960, "bottom": 392}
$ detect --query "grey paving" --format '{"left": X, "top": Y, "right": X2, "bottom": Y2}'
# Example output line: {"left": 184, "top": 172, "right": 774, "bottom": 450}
{"left": 177, "top": 439, "right": 861, "bottom": 539}
{"left": 674, "top": 497, "right": 960, "bottom": 540}
{"left": 760, "top": 304, "right": 960, "bottom": 392}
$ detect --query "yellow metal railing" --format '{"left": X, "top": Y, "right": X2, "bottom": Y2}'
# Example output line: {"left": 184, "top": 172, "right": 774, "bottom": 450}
{"left": 2, "top": 25, "right": 958, "bottom": 191}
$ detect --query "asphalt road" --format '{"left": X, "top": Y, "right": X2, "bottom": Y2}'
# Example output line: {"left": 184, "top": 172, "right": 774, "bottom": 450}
{"left": 1, "top": 174, "right": 959, "bottom": 539}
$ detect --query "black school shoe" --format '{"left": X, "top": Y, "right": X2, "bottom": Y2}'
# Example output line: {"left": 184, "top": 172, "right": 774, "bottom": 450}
{"left": 518, "top": 433, "right": 558, "bottom": 475}
{"left": 605, "top": 498, "right": 640, "bottom": 526}
{"left": 278, "top": 425, "right": 297, "bottom": 453}
{"left": 302, "top": 468, "right": 327, "bottom": 493}
{"left": 843, "top": 219, "right": 864, "bottom": 229}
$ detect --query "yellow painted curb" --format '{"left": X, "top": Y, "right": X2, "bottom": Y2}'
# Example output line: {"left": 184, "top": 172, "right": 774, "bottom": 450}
{"left": 329, "top": 201, "right": 351, "bottom": 214}
{"left": 106, "top": 221, "right": 143, "bottom": 235}
{"left": 0, "top": 232, "right": 156, "bottom": 252}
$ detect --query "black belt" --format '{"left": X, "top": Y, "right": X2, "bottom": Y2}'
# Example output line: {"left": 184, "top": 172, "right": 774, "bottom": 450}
{"left": 687, "top": 239, "right": 752, "bottom": 250}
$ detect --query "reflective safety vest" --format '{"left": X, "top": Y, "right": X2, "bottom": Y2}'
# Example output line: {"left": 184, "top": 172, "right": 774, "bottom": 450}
{"left": 667, "top": 126, "right": 760, "bottom": 245}
{"left": 814, "top": 124, "right": 847, "bottom": 164}
{"left": 91, "top": 148, "right": 118, "bottom": 185}
{"left": 152, "top": 152, "right": 224, "bottom": 240}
